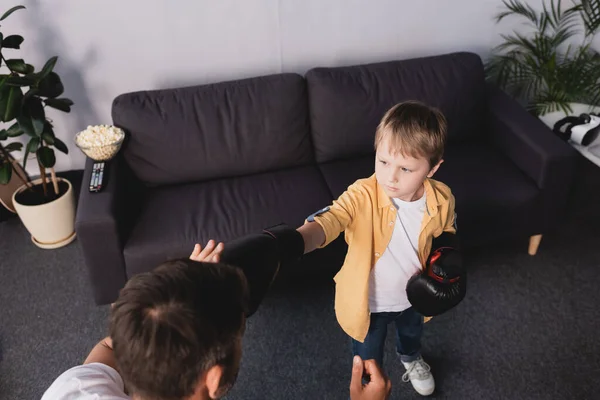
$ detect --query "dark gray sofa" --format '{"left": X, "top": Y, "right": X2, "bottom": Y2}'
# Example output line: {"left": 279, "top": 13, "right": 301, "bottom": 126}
{"left": 75, "top": 52, "right": 577, "bottom": 305}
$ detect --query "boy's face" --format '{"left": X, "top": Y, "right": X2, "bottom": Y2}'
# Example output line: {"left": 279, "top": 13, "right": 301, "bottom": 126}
{"left": 375, "top": 136, "right": 442, "bottom": 201}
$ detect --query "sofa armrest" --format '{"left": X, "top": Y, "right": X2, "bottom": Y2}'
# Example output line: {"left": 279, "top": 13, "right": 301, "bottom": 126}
{"left": 486, "top": 82, "right": 578, "bottom": 231}
{"left": 487, "top": 82, "right": 576, "bottom": 188}
{"left": 75, "top": 154, "right": 143, "bottom": 304}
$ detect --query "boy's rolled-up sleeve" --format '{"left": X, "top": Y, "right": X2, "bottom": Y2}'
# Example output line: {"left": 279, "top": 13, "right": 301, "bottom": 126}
{"left": 305, "top": 184, "right": 361, "bottom": 248}
{"left": 443, "top": 192, "right": 457, "bottom": 234}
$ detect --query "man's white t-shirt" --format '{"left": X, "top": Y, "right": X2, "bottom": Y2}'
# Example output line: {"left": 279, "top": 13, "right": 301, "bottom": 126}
{"left": 368, "top": 192, "right": 426, "bottom": 313}
{"left": 41, "top": 363, "right": 129, "bottom": 400}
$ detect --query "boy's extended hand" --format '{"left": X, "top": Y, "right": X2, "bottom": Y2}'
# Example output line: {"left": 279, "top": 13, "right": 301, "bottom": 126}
{"left": 350, "top": 356, "right": 391, "bottom": 400}
{"left": 189, "top": 240, "right": 224, "bottom": 263}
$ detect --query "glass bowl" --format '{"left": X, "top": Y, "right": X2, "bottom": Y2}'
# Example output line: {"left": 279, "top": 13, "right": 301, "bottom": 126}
{"left": 74, "top": 126, "right": 125, "bottom": 161}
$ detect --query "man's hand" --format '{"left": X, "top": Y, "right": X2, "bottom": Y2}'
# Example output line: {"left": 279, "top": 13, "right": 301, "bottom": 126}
{"left": 189, "top": 239, "right": 224, "bottom": 263}
{"left": 350, "top": 356, "right": 391, "bottom": 400}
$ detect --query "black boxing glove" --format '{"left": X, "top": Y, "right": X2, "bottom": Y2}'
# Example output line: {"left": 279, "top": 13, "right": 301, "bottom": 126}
{"left": 220, "top": 223, "right": 305, "bottom": 317}
{"left": 406, "top": 232, "right": 466, "bottom": 317}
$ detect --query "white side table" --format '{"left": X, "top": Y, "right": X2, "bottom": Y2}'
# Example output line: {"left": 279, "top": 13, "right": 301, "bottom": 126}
{"left": 538, "top": 103, "right": 600, "bottom": 167}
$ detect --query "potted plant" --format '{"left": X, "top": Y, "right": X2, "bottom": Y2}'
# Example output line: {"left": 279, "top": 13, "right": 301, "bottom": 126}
{"left": 0, "top": 5, "right": 76, "bottom": 248}
{"left": 485, "top": 0, "right": 600, "bottom": 122}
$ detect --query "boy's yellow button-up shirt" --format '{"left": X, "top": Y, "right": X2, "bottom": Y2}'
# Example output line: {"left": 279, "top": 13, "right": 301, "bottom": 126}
{"left": 309, "top": 174, "right": 456, "bottom": 343}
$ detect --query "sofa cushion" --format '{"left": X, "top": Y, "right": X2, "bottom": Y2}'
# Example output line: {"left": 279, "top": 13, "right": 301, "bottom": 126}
{"left": 318, "top": 155, "right": 375, "bottom": 198}
{"left": 112, "top": 73, "right": 313, "bottom": 186}
{"left": 435, "top": 143, "right": 540, "bottom": 245}
{"left": 306, "top": 52, "right": 486, "bottom": 163}
{"left": 123, "top": 166, "right": 332, "bottom": 276}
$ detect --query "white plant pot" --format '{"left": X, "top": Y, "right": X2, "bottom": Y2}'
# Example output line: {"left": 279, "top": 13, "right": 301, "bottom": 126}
{"left": 12, "top": 177, "right": 77, "bottom": 249}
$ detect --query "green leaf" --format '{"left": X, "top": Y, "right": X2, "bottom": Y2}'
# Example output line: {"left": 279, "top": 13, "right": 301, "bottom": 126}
{"left": 0, "top": 75, "right": 7, "bottom": 91}
{"left": 0, "top": 162, "right": 12, "bottom": 185}
{"left": 0, "top": 129, "right": 6, "bottom": 140}
{"left": 25, "top": 97, "right": 45, "bottom": 136}
{"left": 38, "top": 56, "right": 58, "bottom": 81}
{"left": 2, "top": 35, "right": 24, "bottom": 49}
{"left": 6, "top": 122, "right": 22, "bottom": 137}
{"left": 496, "top": 0, "right": 538, "bottom": 24}
{"left": 42, "top": 124, "right": 55, "bottom": 144}
{"left": 0, "top": 5, "right": 26, "bottom": 21}
{"left": 6, "top": 75, "right": 36, "bottom": 87}
{"left": 53, "top": 137, "right": 68, "bottom": 155}
{"left": 17, "top": 112, "right": 36, "bottom": 137}
{"left": 581, "top": 0, "right": 600, "bottom": 36}
{"left": 0, "top": 84, "right": 23, "bottom": 122}
{"left": 44, "top": 97, "right": 73, "bottom": 112}
{"left": 0, "top": 32, "right": 3, "bottom": 54}
{"left": 5, "top": 142, "right": 23, "bottom": 152}
{"left": 547, "top": 0, "right": 558, "bottom": 30}
{"left": 36, "top": 72, "right": 63, "bottom": 98}
{"left": 22, "top": 87, "right": 38, "bottom": 103}
{"left": 27, "top": 137, "right": 40, "bottom": 153}
{"left": 5, "top": 59, "right": 28, "bottom": 73}
{"left": 37, "top": 146, "right": 55, "bottom": 168}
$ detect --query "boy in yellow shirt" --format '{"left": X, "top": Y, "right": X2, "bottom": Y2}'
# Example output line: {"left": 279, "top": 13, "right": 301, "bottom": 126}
{"left": 298, "top": 101, "right": 456, "bottom": 396}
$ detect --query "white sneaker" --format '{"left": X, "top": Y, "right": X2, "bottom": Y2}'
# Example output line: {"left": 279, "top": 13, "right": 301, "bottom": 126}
{"left": 402, "top": 357, "right": 435, "bottom": 396}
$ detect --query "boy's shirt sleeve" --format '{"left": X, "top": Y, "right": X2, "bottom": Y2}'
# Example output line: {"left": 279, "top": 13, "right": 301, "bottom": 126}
{"left": 305, "top": 183, "right": 362, "bottom": 248}
{"left": 444, "top": 192, "right": 457, "bottom": 234}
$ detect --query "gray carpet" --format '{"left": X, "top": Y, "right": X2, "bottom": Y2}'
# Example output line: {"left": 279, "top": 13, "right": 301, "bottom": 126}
{"left": 1, "top": 159, "right": 600, "bottom": 400}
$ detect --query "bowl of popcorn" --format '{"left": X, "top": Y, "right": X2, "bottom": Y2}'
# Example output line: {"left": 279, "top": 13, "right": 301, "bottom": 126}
{"left": 74, "top": 125, "right": 125, "bottom": 161}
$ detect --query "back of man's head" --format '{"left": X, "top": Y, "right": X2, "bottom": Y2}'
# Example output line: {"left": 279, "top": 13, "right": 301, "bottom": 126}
{"left": 110, "top": 259, "right": 249, "bottom": 400}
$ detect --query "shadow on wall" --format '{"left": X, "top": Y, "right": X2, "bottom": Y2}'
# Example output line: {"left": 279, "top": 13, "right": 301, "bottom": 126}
{"left": 154, "top": 65, "right": 283, "bottom": 91}
{"left": 155, "top": 45, "right": 493, "bottom": 91}
{"left": 25, "top": 0, "right": 101, "bottom": 141}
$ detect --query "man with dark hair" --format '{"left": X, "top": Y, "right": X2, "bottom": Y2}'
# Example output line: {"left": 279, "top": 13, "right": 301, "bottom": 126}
{"left": 42, "top": 232, "right": 391, "bottom": 400}
{"left": 42, "top": 245, "right": 248, "bottom": 399}
{"left": 110, "top": 258, "right": 248, "bottom": 399}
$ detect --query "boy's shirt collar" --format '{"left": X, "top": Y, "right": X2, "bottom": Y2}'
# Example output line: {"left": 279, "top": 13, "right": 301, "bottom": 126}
{"left": 375, "top": 177, "right": 442, "bottom": 217}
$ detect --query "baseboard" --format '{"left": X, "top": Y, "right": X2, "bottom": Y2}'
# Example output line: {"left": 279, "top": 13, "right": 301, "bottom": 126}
{"left": 0, "top": 169, "right": 84, "bottom": 223}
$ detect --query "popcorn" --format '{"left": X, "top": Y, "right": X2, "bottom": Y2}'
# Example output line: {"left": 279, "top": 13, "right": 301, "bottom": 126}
{"left": 75, "top": 125, "right": 124, "bottom": 161}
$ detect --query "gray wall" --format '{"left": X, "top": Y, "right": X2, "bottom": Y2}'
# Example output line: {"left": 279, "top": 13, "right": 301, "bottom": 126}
{"left": 2, "top": 0, "right": 544, "bottom": 172}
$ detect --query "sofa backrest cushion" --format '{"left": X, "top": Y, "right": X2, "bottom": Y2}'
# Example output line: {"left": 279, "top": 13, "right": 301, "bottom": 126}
{"left": 112, "top": 73, "right": 313, "bottom": 186}
{"left": 306, "top": 52, "right": 486, "bottom": 163}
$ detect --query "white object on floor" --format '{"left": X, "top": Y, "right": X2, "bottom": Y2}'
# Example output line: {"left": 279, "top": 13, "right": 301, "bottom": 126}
{"left": 402, "top": 357, "right": 435, "bottom": 396}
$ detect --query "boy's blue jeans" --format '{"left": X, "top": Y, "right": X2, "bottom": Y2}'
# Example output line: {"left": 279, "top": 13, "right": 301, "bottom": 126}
{"left": 351, "top": 307, "right": 423, "bottom": 368}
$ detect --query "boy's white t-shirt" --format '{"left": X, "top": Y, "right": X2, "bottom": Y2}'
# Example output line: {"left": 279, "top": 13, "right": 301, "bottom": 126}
{"left": 368, "top": 192, "right": 426, "bottom": 313}
{"left": 41, "top": 363, "right": 129, "bottom": 400}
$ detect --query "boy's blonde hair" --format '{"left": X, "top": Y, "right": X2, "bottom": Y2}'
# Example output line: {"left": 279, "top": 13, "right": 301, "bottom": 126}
{"left": 374, "top": 101, "right": 447, "bottom": 168}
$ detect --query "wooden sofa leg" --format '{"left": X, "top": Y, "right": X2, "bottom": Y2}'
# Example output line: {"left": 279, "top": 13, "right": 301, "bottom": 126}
{"left": 528, "top": 234, "right": 543, "bottom": 256}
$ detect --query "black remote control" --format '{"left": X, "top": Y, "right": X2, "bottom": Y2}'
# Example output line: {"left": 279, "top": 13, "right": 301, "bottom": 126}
{"left": 89, "top": 162, "right": 106, "bottom": 192}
